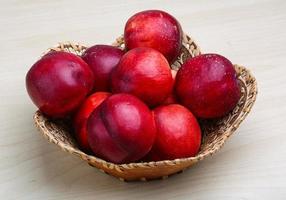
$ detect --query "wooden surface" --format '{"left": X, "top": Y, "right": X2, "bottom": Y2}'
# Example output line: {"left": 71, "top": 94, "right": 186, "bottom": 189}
{"left": 0, "top": 0, "right": 285, "bottom": 199}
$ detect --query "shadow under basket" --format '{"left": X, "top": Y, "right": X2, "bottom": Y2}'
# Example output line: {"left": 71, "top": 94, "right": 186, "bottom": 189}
{"left": 34, "top": 35, "right": 257, "bottom": 181}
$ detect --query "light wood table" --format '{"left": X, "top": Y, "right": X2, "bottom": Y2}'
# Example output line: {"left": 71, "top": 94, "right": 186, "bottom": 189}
{"left": 1, "top": 0, "right": 285, "bottom": 199}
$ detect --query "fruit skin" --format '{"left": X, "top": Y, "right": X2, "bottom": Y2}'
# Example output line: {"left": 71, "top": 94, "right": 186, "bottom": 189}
{"left": 87, "top": 93, "right": 157, "bottom": 164}
{"left": 81, "top": 45, "right": 124, "bottom": 92}
{"left": 124, "top": 10, "right": 183, "bottom": 63}
{"left": 73, "top": 92, "right": 110, "bottom": 153}
{"left": 175, "top": 54, "right": 241, "bottom": 119}
{"left": 111, "top": 47, "right": 173, "bottom": 107}
{"left": 26, "top": 51, "right": 94, "bottom": 118}
{"left": 161, "top": 93, "right": 178, "bottom": 105}
{"left": 162, "top": 69, "right": 178, "bottom": 105}
{"left": 147, "top": 104, "right": 201, "bottom": 161}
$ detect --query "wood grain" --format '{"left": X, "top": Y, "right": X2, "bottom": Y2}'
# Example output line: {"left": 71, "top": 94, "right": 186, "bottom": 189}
{"left": 0, "top": 0, "right": 286, "bottom": 199}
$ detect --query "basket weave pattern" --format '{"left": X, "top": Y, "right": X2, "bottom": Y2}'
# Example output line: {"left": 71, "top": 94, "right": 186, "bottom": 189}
{"left": 34, "top": 35, "right": 257, "bottom": 181}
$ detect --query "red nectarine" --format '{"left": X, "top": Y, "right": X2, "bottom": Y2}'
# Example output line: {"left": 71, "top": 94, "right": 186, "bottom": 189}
{"left": 73, "top": 92, "right": 110, "bottom": 152}
{"left": 148, "top": 104, "right": 201, "bottom": 161}
{"left": 124, "top": 10, "right": 183, "bottom": 62}
{"left": 87, "top": 94, "right": 156, "bottom": 163}
{"left": 176, "top": 54, "right": 241, "bottom": 118}
{"left": 26, "top": 51, "right": 94, "bottom": 118}
{"left": 111, "top": 47, "right": 173, "bottom": 107}
{"left": 82, "top": 45, "right": 124, "bottom": 92}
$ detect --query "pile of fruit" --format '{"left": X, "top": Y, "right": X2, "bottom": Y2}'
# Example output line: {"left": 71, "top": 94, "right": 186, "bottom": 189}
{"left": 26, "top": 10, "right": 241, "bottom": 164}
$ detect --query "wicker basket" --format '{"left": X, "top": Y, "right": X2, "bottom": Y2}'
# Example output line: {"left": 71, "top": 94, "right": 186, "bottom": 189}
{"left": 34, "top": 35, "right": 257, "bottom": 181}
